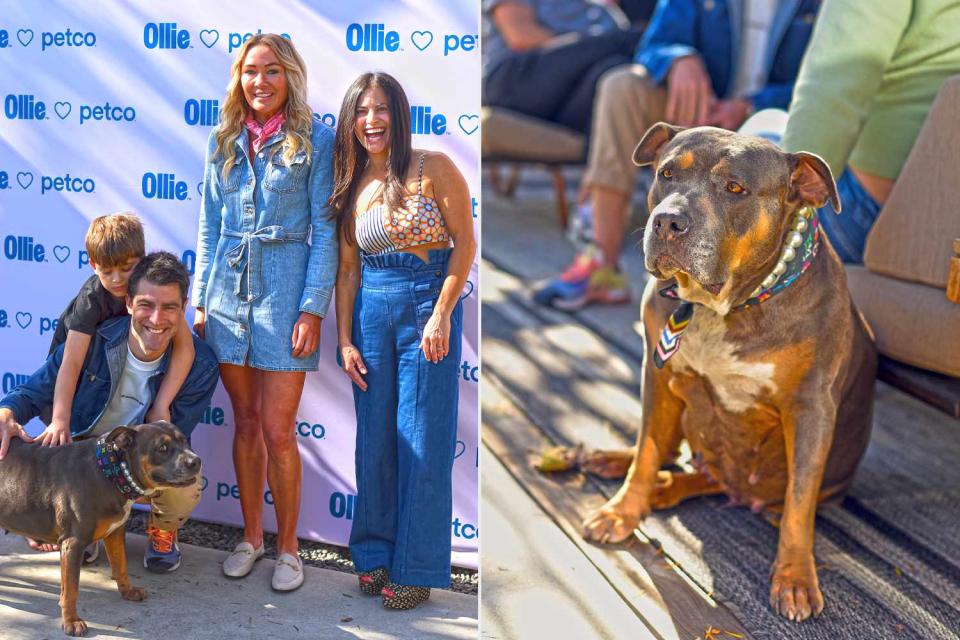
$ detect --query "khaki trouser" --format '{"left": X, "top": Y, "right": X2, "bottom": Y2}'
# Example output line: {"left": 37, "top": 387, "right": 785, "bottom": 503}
{"left": 582, "top": 64, "right": 668, "bottom": 194}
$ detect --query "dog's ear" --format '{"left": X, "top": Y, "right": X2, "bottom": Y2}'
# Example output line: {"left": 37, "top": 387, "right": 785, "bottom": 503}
{"left": 788, "top": 152, "right": 841, "bottom": 213}
{"left": 105, "top": 426, "right": 137, "bottom": 450}
{"left": 633, "top": 123, "right": 684, "bottom": 166}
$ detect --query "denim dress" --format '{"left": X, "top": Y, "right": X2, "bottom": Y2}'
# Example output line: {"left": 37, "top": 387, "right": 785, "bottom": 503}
{"left": 193, "top": 115, "right": 338, "bottom": 371}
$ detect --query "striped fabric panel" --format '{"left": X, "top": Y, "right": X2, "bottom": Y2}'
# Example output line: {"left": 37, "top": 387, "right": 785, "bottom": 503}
{"left": 355, "top": 205, "right": 397, "bottom": 255}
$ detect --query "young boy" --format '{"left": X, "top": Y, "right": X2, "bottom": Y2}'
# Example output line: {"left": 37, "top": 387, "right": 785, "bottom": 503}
{"left": 29, "top": 213, "right": 195, "bottom": 561}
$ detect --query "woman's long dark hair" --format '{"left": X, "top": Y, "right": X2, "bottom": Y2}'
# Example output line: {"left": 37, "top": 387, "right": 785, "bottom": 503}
{"left": 329, "top": 72, "right": 412, "bottom": 243}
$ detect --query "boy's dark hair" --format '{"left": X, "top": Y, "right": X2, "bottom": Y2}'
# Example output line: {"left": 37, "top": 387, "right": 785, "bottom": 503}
{"left": 128, "top": 251, "right": 190, "bottom": 301}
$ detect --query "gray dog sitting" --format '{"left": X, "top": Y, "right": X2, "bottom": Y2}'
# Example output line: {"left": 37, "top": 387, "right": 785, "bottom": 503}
{"left": 581, "top": 123, "right": 877, "bottom": 622}
{"left": 0, "top": 421, "right": 201, "bottom": 636}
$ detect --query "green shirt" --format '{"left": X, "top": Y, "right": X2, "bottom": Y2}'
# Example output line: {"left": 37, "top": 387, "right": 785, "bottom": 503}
{"left": 783, "top": 0, "right": 960, "bottom": 180}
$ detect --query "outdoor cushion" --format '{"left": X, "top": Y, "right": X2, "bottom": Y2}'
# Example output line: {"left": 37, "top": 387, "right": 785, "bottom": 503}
{"left": 481, "top": 107, "right": 585, "bottom": 163}
{"left": 863, "top": 75, "right": 960, "bottom": 289}
{"left": 847, "top": 266, "right": 960, "bottom": 377}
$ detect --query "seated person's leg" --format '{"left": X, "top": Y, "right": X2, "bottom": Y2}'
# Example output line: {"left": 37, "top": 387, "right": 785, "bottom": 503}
{"left": 554, "top": 53, "right": 634, "bottom": 135}
{"left": 535, "top": 65, "right": 667, "bottom": 310}
{"left": 483, "top": 29, "right": 643, "bottom": 125}
{"left": 816, "top": 169, "right": 881, "bottom": 264}
{"left": 142, "top": 479, "right": 202, "bottom": 573}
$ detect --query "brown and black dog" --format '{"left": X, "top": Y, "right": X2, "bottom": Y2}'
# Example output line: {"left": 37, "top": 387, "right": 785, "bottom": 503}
{"left": 0, "top": 421, "right": 201, "bottom": 636}
{"left": 581, "top": 124, "right": 876, "bottom": 622}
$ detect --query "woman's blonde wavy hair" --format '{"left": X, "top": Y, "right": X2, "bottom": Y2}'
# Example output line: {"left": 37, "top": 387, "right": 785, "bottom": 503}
{"left": 216, "top": 34, "right": 313, "bottom": 180}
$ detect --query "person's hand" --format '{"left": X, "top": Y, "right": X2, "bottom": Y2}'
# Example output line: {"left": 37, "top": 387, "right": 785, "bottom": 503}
{"left": 666, "top": 55, "right": 715, "bottom": 127}
{"left": 420, "top": 311, "right": 451, "bottom": 364}
{"left": 339, "top": 344, "right": 368, "bottom": 391}
{"left": 193, "top": 307, "right": 206, "bottom": 339}
{"left": 291, "top": 312, "right": 321, "bottom": 358}
{"left": 38, "top": 419, "right": 72, "bottom": 447}
{"left": 707, "top": 98, "right": 752, "bottom": 131}
{"left": 145, "top": 405, "right": 171, "bottom": 423}
{"left": 0, "top": 408, "right": 34, "bottom": 460}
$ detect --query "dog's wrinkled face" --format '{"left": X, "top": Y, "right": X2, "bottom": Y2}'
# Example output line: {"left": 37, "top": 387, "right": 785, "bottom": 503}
{"left": 106, "top": 421, "right": 201, "bottom": 489}
{"left": 635, "top": 124, "right": 839, "bottom": 314}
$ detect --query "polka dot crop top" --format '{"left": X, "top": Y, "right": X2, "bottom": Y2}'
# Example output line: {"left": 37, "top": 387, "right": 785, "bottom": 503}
{"left": 354, "top": 155, "right": 450, "bottom": 255}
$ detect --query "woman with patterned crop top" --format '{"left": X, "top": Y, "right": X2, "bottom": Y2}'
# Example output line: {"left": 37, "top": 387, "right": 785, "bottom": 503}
{"left": 330, "top": 72, "right": 476, "bottom": 610}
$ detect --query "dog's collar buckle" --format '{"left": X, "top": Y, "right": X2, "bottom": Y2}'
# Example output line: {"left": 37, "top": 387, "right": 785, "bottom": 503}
{"left": 95, "top": 436, "right": 147, "bottom": 500}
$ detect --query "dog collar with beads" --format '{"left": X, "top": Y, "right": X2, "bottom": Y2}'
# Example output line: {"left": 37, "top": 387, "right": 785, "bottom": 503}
{"left": 653, "top": 207, "right": 820, "bottom": 369}
{"left": 95, "top": 436, "right": 147, "bottom": 500}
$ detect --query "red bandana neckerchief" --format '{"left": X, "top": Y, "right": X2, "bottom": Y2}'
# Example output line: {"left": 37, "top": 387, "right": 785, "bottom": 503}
{"left": 243, "top": 111, "right": 285, "bottom": 156}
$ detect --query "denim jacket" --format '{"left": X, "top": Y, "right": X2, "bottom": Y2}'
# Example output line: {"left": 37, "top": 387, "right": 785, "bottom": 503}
{"left": 193, "top": 115, "right": 337, "bottom": 318}
{"left": 0, "top": 317, "right": 220, "bottom": 438}
{"left": 636, "top": 0, "right": 820, "bottom": 110}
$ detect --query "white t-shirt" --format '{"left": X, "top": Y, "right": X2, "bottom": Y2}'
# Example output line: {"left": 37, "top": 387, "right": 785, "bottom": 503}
{"left": 89, "top": 345, "right": 163, "bottom": 436}
{"left": 733, "top": 0, "right": 777, "bottom": 99}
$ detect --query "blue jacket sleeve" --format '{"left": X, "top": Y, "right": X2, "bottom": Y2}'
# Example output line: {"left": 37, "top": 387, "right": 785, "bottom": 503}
{"left": 193, "top": 129, "right": 224, "bottom": 309}
{"left": 635, "top": 0, "right": 700, "bottom": 85}
{"left": 0, "top": 348, "right": 61, "bottom": 425}
{"left": 168, "top": 338, "right": 220, "bottom": 438}
{"left": 298, "top": 119, "right": 338, "bottom": 317}
{"left": 749, "top": 83, "right": 794, "bottom": 111}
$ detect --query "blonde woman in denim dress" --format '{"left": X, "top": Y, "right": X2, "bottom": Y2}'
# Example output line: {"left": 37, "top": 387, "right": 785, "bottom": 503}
{"left": 192, "top": 34, "right": 337, "bottom": 592}
{"left": 331, "top": 72, "right": 477, "bottom": 610}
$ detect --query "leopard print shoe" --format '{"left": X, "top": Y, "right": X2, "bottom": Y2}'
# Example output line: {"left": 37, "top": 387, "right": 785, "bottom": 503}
{"left": 358, "top": 567, "right": 389, "bottom": 596}
{"left": 382, "top": 583, "right": 431, "bottom": 610}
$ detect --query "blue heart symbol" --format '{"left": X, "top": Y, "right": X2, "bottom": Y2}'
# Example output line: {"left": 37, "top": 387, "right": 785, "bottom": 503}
{"left": 55, "top": 102, "right": 72, "bottom": 119}
{"left": 199, "top": 29, "right": 219, "bottom": 48}
{"left": 454, "top": 440, "right": 466, "bottom": 459}
{"left": 197, "top": 181, "right": 204, "bottom": 197}
{"left": 201, "top": 476, "right": 209, "bottom": 491}
{"left": 410, "top": 30, "right": 433, "bottom": 51}
{"left": 16, "top": 172, "right": 33, "bottom": 189}
{"left": 15, "top": 312, "right": 32, "bottom": 329}
{"left": 53, "top": 245, "right": 70, "bottom": 263}
{"left": 17, "top": 29, "right": 33, "bottom": 47}
{"left": 458, "top": 114, "right": 479, "bottom": 135}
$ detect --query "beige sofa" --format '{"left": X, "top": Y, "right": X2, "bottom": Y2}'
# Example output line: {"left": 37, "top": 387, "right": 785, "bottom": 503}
{"left": 845, "top": 76, "right": 960, "bottom": 396}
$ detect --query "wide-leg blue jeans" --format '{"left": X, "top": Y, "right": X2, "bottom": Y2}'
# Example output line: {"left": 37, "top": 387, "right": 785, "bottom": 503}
{"left": 349, "top": 248, "right": 462, "bottom": 587}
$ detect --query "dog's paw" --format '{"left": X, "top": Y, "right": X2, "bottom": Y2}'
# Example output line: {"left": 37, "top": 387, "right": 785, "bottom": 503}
{"left": 61, "top": 618, "right": 87, "bottom": 636}
{"left": 579, "top": 449, "right": 633, "bottom": 479}
{"left": 121, "top": 585, "right": 148, "bottom": 601}
{"left": 581, "top": 498, "right": 647, "bottom": 544}
{"left": 769, "top": 560, "right": 824, "bottom": 621}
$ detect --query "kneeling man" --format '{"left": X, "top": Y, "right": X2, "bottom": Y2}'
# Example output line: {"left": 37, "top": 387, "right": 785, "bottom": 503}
{"left": 0, "top": 251, "right": 220, "bottom": 572}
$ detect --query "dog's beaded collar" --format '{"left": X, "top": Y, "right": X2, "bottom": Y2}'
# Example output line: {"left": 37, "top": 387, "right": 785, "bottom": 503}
{"left": 654, "top": 206, "right": 820, "bottom": 369}
{"left": 95, "top": 435, "right": 147, "bottom": 500}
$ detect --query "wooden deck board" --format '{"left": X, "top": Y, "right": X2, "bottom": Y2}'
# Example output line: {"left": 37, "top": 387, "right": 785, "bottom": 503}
{"left": 482, "top": 378, "right": 751, "bottom": 640}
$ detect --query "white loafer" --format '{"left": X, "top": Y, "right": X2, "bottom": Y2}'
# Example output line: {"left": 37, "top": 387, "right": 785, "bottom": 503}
{"left": 271, "top": 553, "right": 304, "bottom": 592}
{"left": 222, "top": 541, "right": 264, "bottom": 578}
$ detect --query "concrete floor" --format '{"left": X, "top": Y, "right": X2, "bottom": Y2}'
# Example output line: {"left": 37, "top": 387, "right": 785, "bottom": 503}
{"left": 0, "top": 533, "right": 477, "bottom": 640}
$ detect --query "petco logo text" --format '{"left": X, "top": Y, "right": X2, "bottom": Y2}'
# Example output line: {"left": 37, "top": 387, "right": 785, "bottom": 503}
{"left": 17, "top": 173, "right": 96, "bottom": 195}
{"left": 184, "top": 99, "right": 219, "bottom": 126}
{"left": 40, "top": 29, "right": 96, "bottom": 51}
{"left": 212, "top": 480, "right": 275, "bottom": 505}
{"left": 5, "top": 94, "right": 46, "bottom": 120}
{"left": 460, "top": 360, "right": 479, "bottom": 383}
{"left": 411, "top": 105, "right": 445, "bottom": 135}
{"left": 4, "top": 235, "right": 45, "bottom": 263}
{"left": 143, "top": 23, "right": 190, "bottom": 49}
{"left": 2, "top": 372, "right": 30, "bottom": 394}
{"left": 296, "top": 421, "right": 326, "bottom": 440}
{"left": 346, "top": 23, "right": 399, "bottom": 52}
{"left": 78, "top": 102, "right": 136, "bottom": 125}
{"left": 142, "top": 172, "right": 189, "bottom": 200}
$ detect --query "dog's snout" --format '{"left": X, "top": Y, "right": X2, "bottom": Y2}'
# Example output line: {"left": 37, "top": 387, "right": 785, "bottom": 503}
{"left": 183, "top": 453, "right": 201, "bottom": 473}
{"left": 652, "top": 211, "right": 692, "bottom": 242}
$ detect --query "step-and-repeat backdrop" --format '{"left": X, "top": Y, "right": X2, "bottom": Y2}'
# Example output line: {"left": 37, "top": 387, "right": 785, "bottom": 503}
{"left": 0, "top": 1, "right": 480, "bottom": 568}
